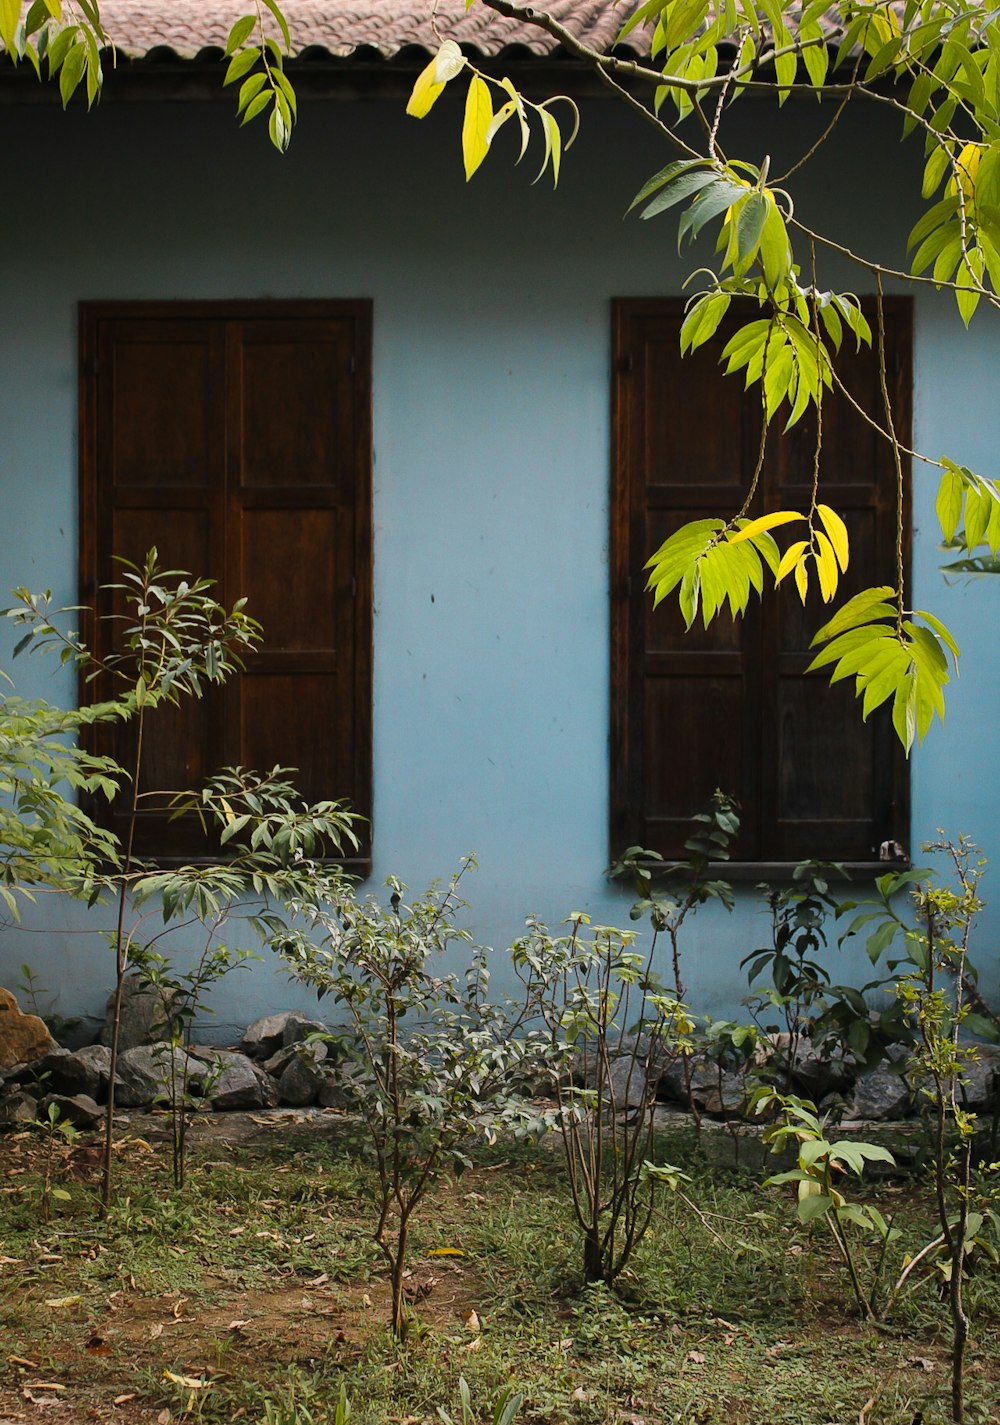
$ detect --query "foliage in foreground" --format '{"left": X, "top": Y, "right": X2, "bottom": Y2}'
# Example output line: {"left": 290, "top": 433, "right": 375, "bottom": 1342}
{"left": 7, "top": 3, "right": 1000, "bottom": 751}
{"left": 404, "top": 0, "right": 1000, "bottom": 755}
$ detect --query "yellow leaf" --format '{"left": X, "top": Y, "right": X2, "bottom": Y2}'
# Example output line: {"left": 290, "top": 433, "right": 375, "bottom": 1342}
{"left": 776, "top": 540, "right": 808, "bottom": 583}
{"left": 164, "top": 1370, "right": 208, "bottom": 1390}
{"left": 500, "top": 76, "right": 529, "bottom": 161}
{"left": 728, "top": 511, "right": 804, "bottom": 545}
{"left": 427, "top": 1247, "right": 465, "bottom": 1257}
{"left": 462, "top": 75, "right": 493, "bottom": 180}
{"left": 44, "top": 1296, "right": 81, "bottom": 1309}
{"left": 405, "top": 59, "right": 444, "bottom": 120}
{"left": 794, "top": 557, "right": 809, "bottom": 603}
{"left": 486, "top": 100, "right": 516, "bottom": 147}
{"left": 816, "top": 504, "right": 849, "bottom": 571}
{"left": 406, "top": 39, "right": 465, "bottom": 119}
{"left": 814, "top": 530, "right": 839, "bottom": 602}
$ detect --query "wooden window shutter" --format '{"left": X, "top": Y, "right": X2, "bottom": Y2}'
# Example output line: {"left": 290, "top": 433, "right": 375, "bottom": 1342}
{"left": 79, "top": 301, "right": 372, "bottom": 868}
{"left": 610, "top": 298, "right": 910, "bottom": 867}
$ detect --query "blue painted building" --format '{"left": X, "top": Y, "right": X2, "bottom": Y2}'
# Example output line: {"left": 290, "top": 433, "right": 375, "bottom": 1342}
{"left": 1, "top": 1, "right": 998, "bottom": 1039}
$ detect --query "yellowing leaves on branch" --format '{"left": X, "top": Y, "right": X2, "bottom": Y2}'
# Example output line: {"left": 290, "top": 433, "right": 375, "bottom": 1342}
{"left": 6, "top": 0, "right": 1000, "bottom": 758}
{"left": 406, "top": 38, "right": 577, "bottom": 185}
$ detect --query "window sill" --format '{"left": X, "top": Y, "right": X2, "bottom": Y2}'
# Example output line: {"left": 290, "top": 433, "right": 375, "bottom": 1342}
{"left": 615, "top": 859, "right": 910, "bottom": 884}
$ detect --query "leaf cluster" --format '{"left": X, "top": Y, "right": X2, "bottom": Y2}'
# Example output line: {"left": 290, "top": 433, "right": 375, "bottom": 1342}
{"left": 406, "top": 36, "right": 578, "bottom": 185}
{"left": 222, "top": 2, "right": 296, "bottom": 152}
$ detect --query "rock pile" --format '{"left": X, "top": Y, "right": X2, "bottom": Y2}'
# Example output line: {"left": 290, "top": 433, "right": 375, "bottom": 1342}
{"left": 574, "top": 1031, "right": 1000, "bottom": 1123}
{"left": 1, "top": 979, "right": 998, "bottom": 1131}
{"left": 0, "top": 978, "right": 367, "bottom": 1129}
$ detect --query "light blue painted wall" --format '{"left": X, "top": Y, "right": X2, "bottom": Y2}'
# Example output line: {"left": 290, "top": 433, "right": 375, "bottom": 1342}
{"left": 1, "top": 88, "right": 998, "bottom": 1039}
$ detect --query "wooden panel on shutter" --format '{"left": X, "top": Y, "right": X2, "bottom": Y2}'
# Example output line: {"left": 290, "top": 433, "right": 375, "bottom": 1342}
{"left": 80, "top": 301, "right": 373, "bottom": 867}
{"left": 611, "top": 298, "right": 910, "bottom": 866}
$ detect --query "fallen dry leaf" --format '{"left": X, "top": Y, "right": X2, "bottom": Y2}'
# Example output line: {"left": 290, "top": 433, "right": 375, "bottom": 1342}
{"left": 163, "top": 1370, "right": 207, "bottom": 1389}
{"left": 157, "top": 1410, "right": 171, "bottom": 1424}
{"left": 686, "top": 1351, "right": 706, "bottom": 1365}
{"left": 227, "top": 1320, "right": 252, "bottom": 1332}
{"left": 464, "top": 1337, "right": 482, "bottom": 1353}
{"left": 8, "top": 1354, "right": 39, "bottom": 1368}
{"left": 113, "top": 1394, "right": 137, "bottom": 1405}
{"left": 909, "top": 1356, "right": 936, "bottom": 1372}
{"left": 149, "top": 1323, "right": 164, "bottom": 1341}
{"left": 44, "top": 1295, "right": 81, "bottom": 1308}
{"left": 465, "top": 1310, "right": 480, "bottom": 1333}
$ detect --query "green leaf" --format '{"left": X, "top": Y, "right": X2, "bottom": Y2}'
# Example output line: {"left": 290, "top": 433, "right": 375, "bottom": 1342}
{"left": 628, "top": 158, "right": 705, "bottom": 213}
{"left": 58, "top": 38, "right": 86, "bottom": 106}
{"left": 260, "top": 0, "right": 291, "bottom": 51}
{"left": 798, "top": 1192, "right": 835, "bottom": 1223}
{"left": 237, "top": 71, "right": 267, "bottom": 115}
{"left": 241, "top": 88, "right": 272, "bottom": 126}
{"left": 225, "top": 15, "right": 256, "bottom": 55}
{"left": 224, "top": 47, "right": 260, "bottom": 86}
{"left": 936, "top": 467, "right": 965, "bottom": 542}
{"left": 641, "top": 167, "right": 720, "bottom": 221}
{"left": 679, "top": 292, "right": 731, "bottom": 353}
{"left": 956, "top": 247, "right": 985, "bottom": 327}
{"left": 734, "top": 191, "right": 769, "bottom": 272}
{"left": 810, "top": 587, "right": 896, "bottom": 645}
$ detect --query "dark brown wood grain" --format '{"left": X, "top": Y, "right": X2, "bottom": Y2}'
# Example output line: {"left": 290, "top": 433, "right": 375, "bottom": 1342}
{"left": 610, "top": 297, "right": 911, "bottom": 867}
{"left": 79, "top": 301, "right": 373, "bottom": 869}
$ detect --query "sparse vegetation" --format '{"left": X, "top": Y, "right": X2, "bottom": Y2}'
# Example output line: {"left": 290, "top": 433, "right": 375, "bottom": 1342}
{"left": 0, "top": 1125, "right": 998, "bottom": 1425}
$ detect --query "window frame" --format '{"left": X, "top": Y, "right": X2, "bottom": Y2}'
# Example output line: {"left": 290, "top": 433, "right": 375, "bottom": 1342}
{"left": 78, "top": 298, "right": 374, "bottom": 871}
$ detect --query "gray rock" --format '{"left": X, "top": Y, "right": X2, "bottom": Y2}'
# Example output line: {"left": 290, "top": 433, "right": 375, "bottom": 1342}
{"left": 0, "top": 1088, "right": 39, "bottom": 1125}
{"left": 19, "top": 1045, "right": 111, "bottom": 1100}
{"left": 99, "top": 976, "right": 181, "bottom": 1051}
{"left": 574, "top": 1033, "right": 675, "bottom": 1110}
{"left": 203, "top": 1052, "right": 278, "bottom": 1112}
{"left": 660, "top": 1054, "right": 748, "bottom": 1117}
{"left": 790, "top": 1046, "right": 857, "bottom": 1100}
{"left": 263, "top": 1040, "right": 328, "bottom": 1077}
{"left": 37, "top": 1093, "right": 103, "bottom": 1128}
{"left": 114, "top": 1044, "right": 199, "bottom": 1108}
{"left": 956, "top": 1046, "right": 1000, "bottom": 1109}
{"left": 851, "top": 1063, "right": 912, "bottom": 1120}
{"left": 6, "top": 1045, "right": 71, "bottom": 1084}
{"left": 240, "top": 1011, "right": 307, "bottom": 1060}
{"left": 316, "top": 1062, "right": 367, "bottom": 1110}
{"left": 278, "top": 1051, "right": 327, "bottom": 1106}
{"left": 282, "top": 1014, "right": 330, "bottom": 1048}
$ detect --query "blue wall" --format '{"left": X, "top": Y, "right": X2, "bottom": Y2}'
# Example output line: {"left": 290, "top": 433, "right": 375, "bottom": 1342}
{"left": 1, "top": 87, "right": 998, "bottom": 1038}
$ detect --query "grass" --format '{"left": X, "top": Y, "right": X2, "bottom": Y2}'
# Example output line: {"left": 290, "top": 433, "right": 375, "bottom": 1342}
{"left": 0, "top": 1119, "right": 998, "bottom": 1425}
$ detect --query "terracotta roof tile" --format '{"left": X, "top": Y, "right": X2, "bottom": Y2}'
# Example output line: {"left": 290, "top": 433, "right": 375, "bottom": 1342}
{"left": 96, "top": 0, "right": 642, "bottom": 61}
